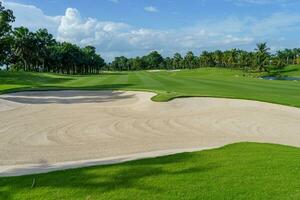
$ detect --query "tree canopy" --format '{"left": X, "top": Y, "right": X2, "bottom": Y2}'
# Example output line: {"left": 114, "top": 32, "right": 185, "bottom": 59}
{"left": 1, "top": 3, "right": 299, "bottom": 74}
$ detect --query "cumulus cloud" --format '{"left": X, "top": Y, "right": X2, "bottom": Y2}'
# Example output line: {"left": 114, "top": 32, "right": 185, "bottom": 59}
{"left": 251, "top": 13, "right": 300, "bottom": 35}
{"left": 229, "top": 0, "right": 295, "bottom": 5}
{"left": 144, "top": 6, "right": 158, "bottom": 13}
{"left": 3, "top": 1, "right": 300, "bottom": 60}
{"left": 108, "top": 0, "right": 119, "bottom": 3}
{"left": 3, "top": 0, "right": 61, "bottom": 33}
{"left": 55, "top": 8, "right": 254, "bottom": 59}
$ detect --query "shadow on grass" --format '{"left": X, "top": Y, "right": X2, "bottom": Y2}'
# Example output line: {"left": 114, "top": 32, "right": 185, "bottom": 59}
{"left": 0, "top": 152, "right": 219, "bottom": 199}
{"left": 267, "top": 68, "right": 299, "bottom": 77}
{"left": 2, "top": 143, "right": 299, "bottom": 199}
{"left": 0, "top": 89, "right": 135, "bottom": 104}
{"left": 0, "top": 83, "right": 135, "bottom": 95}
{"left": 279, "top": 67, "right": 299, "bottom": 74}
{"left": 0, "top": 72, "right": 74, "bottom": 85}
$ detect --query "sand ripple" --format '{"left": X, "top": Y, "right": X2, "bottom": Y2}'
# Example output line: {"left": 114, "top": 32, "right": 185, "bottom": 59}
{"left": 0, "top": 90, "right": 300, "bottom": 175}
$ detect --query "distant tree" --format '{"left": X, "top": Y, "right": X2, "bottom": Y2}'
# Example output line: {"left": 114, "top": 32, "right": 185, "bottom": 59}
{"left": 292, "top": 48, "right": 300, "bottom": 64}
{"left": 12, "top": 27, "right": 37, "bottom": 71}
{"left": 213, "top": 50, "right": 223, "bottom": 67}
{"left": 128, "top": 57, "right": 145, "bottom": 70}
{"left": 255, "top": 42, "right": 271, "bottom": 72}
{"left": 111, "top": 56, "right": 129, "bottom": 71}
{"left": 0, "top": 2, "right": 15, "bottom": 67}
{"left": 34, "top": 29, "right": 56, "bottom": 71}
{"left": 143, "top": 51, "right": 164, "bottom": 69}
{"left": 164, "top": 57, "right": 173, "bottom": 70}
{"left": 184, "top": 51, "right": 197, "bottom": 69}
{"left": 272, "top": 57, "right": 286, "bottom": 71}
{"left": 200, "top": 51, "right": 214, "bottom": 67}
{"left": 238, "top": 50, "right": 254, "bottom": 71}
{"left": 172, "top": 53, "right": 183, "bottom": 69}
{"left": 81, "top": 46, "right": 105, "bottom": 74}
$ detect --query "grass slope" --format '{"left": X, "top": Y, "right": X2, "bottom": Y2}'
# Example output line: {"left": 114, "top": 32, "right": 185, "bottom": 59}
{"left": 279, "top": 65, "right": 300, "bottom": 77}
{"left": 1, "top": 66, "right": 300, "bottom": 107}
{"left": 1, "top": 143, "right": 300, "bottom": 200}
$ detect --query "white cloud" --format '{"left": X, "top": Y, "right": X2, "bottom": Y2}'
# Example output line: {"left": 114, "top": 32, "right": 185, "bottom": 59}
{"left": 3, "top": 1, "right": 61, "bottom": 33}
{"left": 229, "top": 0, "right": 294, "bottom": 5}
{"left": 108, "top": 0, "right": 119, "bottom": 3}
{"left": 144, "top": 6, "right": 158, "bottom": 13}
{"left": 251, "top": 13, "right": 300, "bottom": 35}
{"left": 3, "top": 1, "right": 300, "bottom": 61}
{"left": 55, "top": 8, "right": 255, "bottom": 59}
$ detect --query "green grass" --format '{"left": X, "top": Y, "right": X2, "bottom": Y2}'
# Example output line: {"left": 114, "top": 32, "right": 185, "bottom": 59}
{"left": 267, "top": 65, "right": 300, "bottom": 77}
{"left": 1, "top": 67, "right": 300, "bottom": 199}
{"left": 1, "top": 66, "right": 300, "bottom": 107}
{"left": 280, "top": 65, "right": 300, "bottom": 77}
{"left": 1, "top": 143, "right": 300, "bottom": 200}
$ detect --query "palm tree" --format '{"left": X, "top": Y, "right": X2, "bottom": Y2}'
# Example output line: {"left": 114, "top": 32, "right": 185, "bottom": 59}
{"left": 173, "top": 53, "right": 183, "bottom": 69}
{"left": 0, "top": 2, "right": 15, "bottom": 66}
{"left": 292, "top": 48, "right": 300, "bottom": 65}
{"left": 184, "top": 51, "right": 196, "bottom": 69}
{"left": 213, "top": 50, "right": 223, "bottom": 67}
{"left": 228, "top": 49, "right": 238, "bottom": 68}
{"left": 200, "top": 51, "right": 214, "bottom": 67}
{"left": 255, "top": 42, "right": 270, "bottom": 72}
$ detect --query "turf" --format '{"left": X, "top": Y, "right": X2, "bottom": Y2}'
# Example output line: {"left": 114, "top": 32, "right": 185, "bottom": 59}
{"left": 1, "top": 67, "right": 300, "bottom": 199}
{"left": 1, "top": 143, "right": 300, "bottom": 200}
{"left": 0, "top": 66, "right": 300, "bottom": 107}
{"left": 281, "top": 65, "right": 300, "bottom": 77}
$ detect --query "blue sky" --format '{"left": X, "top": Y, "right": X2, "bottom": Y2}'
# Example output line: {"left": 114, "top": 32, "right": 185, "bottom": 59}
{"left": 3, "top": 0, "right": 300, "bottom": 60}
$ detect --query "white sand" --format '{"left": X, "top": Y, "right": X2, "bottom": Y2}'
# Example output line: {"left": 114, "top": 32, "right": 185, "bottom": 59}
{"left": 0, "top": 90, "right": 300, "bottom": 176}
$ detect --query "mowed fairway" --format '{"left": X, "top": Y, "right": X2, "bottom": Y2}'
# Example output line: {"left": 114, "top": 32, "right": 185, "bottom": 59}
{"left": 0, "top": 67, "right": 300, "bottom": 199}
{"left": 1, "top": 66, "right": 300, "bottom": 107}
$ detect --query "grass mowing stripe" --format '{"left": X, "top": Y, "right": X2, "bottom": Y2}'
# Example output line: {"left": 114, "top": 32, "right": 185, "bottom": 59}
{"left": 135, "top": 72, "right": 165, "bottom": 88}
{"left": 107, "top": 72, "right": 129, "bottom": 86}
{"left": 127, "top": 72, "right": 143, "bottom": 87}
{"left": 145, "top": 73, "right": 195, "bottom": 92}
{"left": 1, "top": 67, "right": 300, "bottom": 106}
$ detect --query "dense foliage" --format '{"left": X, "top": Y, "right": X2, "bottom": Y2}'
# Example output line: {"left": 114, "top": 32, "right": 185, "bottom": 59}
{"left": 0, "top": 3, "right": 105, "bottom": 74}
{"left": 109, "top": 44, "right": 300, "bottom": 72}
{"left": 1, "top": 2, "right": 300, "bottom": 74}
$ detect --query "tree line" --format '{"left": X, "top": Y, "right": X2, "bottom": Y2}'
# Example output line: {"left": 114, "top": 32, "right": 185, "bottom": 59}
{"left": 109, "top": 44, "right": 300, "bottom": 72}
{"left": 1, "top": 2, "right": 300, "bottom": 74}
{"left": 0, "top": 3, "right": 105, "bottom": 74}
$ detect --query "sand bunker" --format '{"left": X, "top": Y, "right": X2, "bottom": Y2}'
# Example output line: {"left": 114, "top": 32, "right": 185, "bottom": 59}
{"left": 1, "top": 90, "right": 300, "bottom": 176}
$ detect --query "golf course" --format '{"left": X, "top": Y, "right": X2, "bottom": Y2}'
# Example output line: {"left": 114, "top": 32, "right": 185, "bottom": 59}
{"left": 1, "top": 66, "right": 300, "bottom": 199}
{"left": 1, "top": 1, "right": 300, "bottom": 199}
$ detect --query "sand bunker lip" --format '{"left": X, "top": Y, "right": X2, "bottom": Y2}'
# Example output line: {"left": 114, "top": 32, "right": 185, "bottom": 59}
{"left": 1, "top": 90, "right": 300, "bottom": 176}
{"left": 0, "top": 146, "right": 218, "bottom": 177}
